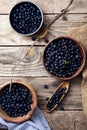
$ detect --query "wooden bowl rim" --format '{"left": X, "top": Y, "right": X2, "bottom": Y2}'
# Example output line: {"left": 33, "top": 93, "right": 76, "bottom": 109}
{"left": 43, "top": 36, "right": 86, "bottom": 80}
{"left": 0, "top": 80, "right": 37, "bottom": 123}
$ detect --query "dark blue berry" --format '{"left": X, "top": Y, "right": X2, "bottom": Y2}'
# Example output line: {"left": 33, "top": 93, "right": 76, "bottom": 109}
{"left": 43, "top": 84, "right": 48, "bottom": 89}
{"left": 0, "top": 83, "right": 33, "bottom": 117}
{"left": 59, "top": 106, "right": 65, "bottom": 111}
{"left": 45, "top": 39, "right": 49, "bottom": 43}
{"left": 46, "top": 86, "right": 67, "bottom": 111}
{"left": 10, "top": 2, "right": 42, "bottom": 34}
{"left": 44, "top": 37, "right": 83, "bottom": 78}
{"left": 31, "top": 37, "right": 37, "bottom": 41}
{"left": 46, "top": 97, "right": 49, "bottom": 101}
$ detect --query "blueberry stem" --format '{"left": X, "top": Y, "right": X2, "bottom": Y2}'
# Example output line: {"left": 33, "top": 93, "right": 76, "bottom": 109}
{"left": 62, "top": 59, "right": 69, "bottom": 64}
{"left": 40, "top": 0, "right": 73, "bottom": 39}
{"left": 48, "top": 0, "right": 73, "bottom": 28}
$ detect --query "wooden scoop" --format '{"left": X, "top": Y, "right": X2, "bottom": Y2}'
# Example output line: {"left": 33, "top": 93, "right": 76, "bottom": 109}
{"left": 45, "top": 82, "right": 69, "bottom": 112}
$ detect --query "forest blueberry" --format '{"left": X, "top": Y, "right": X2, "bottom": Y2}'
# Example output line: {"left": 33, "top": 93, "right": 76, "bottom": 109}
{"left": 46, "top": 87, "right": 66, "bottom": 110}
{"left": 0, "top": 83, "right": 33, "bottom": 117}
{"left": 44, "top": 37, "right": 83, "bottom": 78}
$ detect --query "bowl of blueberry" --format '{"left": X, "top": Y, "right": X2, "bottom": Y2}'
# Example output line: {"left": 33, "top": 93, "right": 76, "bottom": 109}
{"left": 43, "top": 37, "right": 86, "bottom": 80}
{"left": 9, "top": 1, "right": 43, "bottom": 35}
{"left": 0, "top": 81, "right": 37, "bottom": 123}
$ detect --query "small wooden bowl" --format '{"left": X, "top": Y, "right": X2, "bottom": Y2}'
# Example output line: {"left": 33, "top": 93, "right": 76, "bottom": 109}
{"left": 45, "top": 82, "right": 69, "bottom": 112}
{"left": 0, "top": 80, "right": 37, "bottom": 123}
{"left": 43, "top": 37, "right": 86, "bottom": 80}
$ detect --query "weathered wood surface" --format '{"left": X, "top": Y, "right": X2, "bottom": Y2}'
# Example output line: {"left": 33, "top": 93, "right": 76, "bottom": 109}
{"left": 0, "top": 0, "right": 87, "bottom": 129}
{"left": 0, "top": 77, "right": 82, "bottom": 110}
{"left": 0, "top": 47, "right": 50, "bottom": 76}
{"left": 0, "top": 14, "right": 87, "bottom": 46}
{"left": 0, "top": 46, "right": 84, "bottom": 77}
{"left": 0, "top": 0, "right": 87, "bottom": 14}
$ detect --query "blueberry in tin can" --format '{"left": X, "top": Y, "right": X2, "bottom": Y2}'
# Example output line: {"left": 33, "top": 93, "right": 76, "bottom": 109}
{"left": 9, "top": 1, "right": 43, "bottom": 35}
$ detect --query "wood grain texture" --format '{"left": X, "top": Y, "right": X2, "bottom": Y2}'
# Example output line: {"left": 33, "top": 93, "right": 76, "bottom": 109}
{"left": 0, "top": 46, "right": 47, "bottom": 76}
{"left": 0, "top": 77, "right": 82, "bottom": 110}
{"left": 0, "top": 14, "right": 87, "bottom": 46}
{"left": 0, "top": 0, "right": 87, "bottom": 14}
{"left": 0, "top": 46, "right": 84, "bottom": 77}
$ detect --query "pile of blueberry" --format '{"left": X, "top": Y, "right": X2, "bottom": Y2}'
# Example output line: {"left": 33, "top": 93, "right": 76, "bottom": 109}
{"left": 0, "top": 83, "right": 33, "bottom": 117}
{"left": 44, "top": 37, "right": 83, "bottom": 78}
{"left": 10, "top": 2, "right": 43, "bottom": 34}
{"left": 46, "top": 87, "right": 66, "bottom": 111}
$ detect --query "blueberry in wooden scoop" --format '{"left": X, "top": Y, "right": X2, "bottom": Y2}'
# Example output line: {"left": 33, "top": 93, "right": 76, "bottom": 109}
{"left": 45, "top": 82, "right": 69, "bottom": 112}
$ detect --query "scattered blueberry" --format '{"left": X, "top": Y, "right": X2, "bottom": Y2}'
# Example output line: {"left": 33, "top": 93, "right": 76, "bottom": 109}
{"left": 10, "top": 2, "right": 43, "bottom": 34}
{"left": 44, "top": 37, "right": 83, "bottom": 78}
{"left": 43, "top": 84, "right": 48, "bottom": 89}
{"left": 59, "top": 106, "right": 65, "bottom": 111}
{"left": 31, "top": 37, "right": 37, "bottom": 41}
{"left": 45, "top": 39, "right": 49, "bottom": 43}
{"left": 46, "top": 97, "right": 49, "bottom": 101}
{"left": 62, "top": 15, "right": 67, "bottom": 21}
{"left": 0, "top": 83, "right": 33, "bottom": 117}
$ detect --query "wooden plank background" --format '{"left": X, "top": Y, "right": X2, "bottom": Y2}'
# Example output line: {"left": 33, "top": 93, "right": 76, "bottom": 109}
{"left": 0, "top": 0, "right": 87, "bottom": 14}
{"left": 0, "top": 0, "right": 87, "bottom": 130}
{"left": 0, "top": 14, "right": 87, "bottom": 46}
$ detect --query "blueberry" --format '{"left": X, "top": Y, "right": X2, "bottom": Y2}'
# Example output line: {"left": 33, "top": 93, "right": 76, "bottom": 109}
{"left": 23, "top": 104, "right": 26, "bottom": 107}
{"left": 43, "top": 84, "right": 48, "bottom": 89}
{"left": 59, "top": 106, "right": 65, "bottom": 111}
{"left": 45, "top": 39, "right": 49, "bottom": 43}
{"left": 47, "top": 103, "right": 52, "bottom": 110}
{"left": 29, "top": 99, "right": 33, "bottom": 104}
{"left": 28, "top": 107, "right": 31, "bottom": 111}
{"left": 46, "top": 97, "right": 49, "bottom": 101}
{"left": 51, "top": 98, "right": 56, "bottom": 104}
{"left": 31, "top": 37, "right": 37, "bottom": 41}
{"left": 28, "top": 93, "right": 32, "bottom": 97}
{"left": 46, "top": 99, "right": 56, "bottom": 110}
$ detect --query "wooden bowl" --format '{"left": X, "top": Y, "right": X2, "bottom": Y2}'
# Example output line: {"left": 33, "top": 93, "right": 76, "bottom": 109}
{"left": 0, "top": 80, "right": 37, "bottom": 123}
{"left": 43, "top": 37, "right": 86, "bottom": 80}
{"left": 45, "top": 82, "right": 69, "bottom": 112}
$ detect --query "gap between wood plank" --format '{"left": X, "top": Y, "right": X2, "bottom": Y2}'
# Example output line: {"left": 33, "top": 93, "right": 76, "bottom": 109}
{"left": 0, "top": 45, "right": 45, "bottom": 47}
{"left": 0, "top": 13, "right": 87, "bottom": 15}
